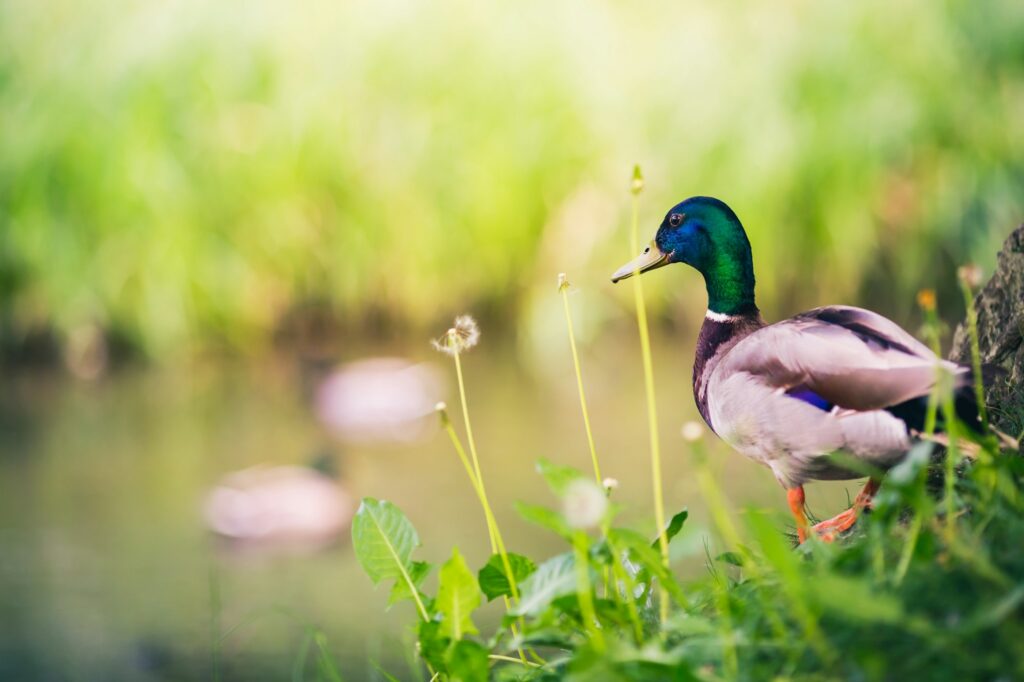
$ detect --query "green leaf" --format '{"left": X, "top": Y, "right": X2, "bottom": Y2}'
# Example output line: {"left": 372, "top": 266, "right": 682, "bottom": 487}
{"left": 417, "top": 620, "right": 449, "bottom": 671}
{"left": 352, "top": 498, "right": 420, "bottom": 585}
{"left": 510, "top": 552, "right": 577, "bottom": 617}
{"left": 716, "top": 551, "right": 744, "bottom": 567}
{"left": 536, "top": 457, "right": 586, "bottom": 495}
{"left": 610, "top": 528, "right": 687, "bottom": 608}
{"left": 657, "top": 509, "right": 689, "bottom": 548}
{"left": 446, "top": 640, "right": 489, "bottom": 682}
{"left": 436, "top": 547, "right": 481, "bottom": 639}
{"left": 478, "top": 552, "right": 536, "bottom": 601}
{"left": 515, "top": 502, "right": 571, "bottom": 537}
{"left": 388, "top": 561, "right": 432, "bottom": 607}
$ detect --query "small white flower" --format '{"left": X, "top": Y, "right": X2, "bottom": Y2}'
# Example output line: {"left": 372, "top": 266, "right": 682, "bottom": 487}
{"left": 435, "top": 401, "right": 447, "bottom": 412}
{"left": 431, "top": 315, "right": 480, "bottom": 356}
{"left": 557, "top": 272, "right": 569, "bottom": 291}
{"left": 563, "top": 479, "right": 608, "bottom": 530}
{"left": 602, "top": 477, "right": 619, "bottom": 492}
{"left": 681, "top": 421, "right": 704, "bottom": 443}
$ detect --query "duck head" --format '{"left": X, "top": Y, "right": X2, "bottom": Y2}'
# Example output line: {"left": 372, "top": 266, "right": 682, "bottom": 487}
{"left": 611, "top": 196, "right": 757, "bottom": 315}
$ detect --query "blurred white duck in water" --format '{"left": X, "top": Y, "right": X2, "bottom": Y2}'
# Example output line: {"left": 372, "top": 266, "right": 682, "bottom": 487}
{"left": 612, "top": 196, "right": 997, "bottom": 543}
{"left": 205, "top": 454, "right": 353, "bottom": 552}
{"left": 315, "top": 358, "right": 444, "bottom": 443}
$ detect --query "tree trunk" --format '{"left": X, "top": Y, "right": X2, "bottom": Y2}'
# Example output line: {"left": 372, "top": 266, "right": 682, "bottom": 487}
{"left": 949, "top": 224, "right": 1024, "bottom": 435}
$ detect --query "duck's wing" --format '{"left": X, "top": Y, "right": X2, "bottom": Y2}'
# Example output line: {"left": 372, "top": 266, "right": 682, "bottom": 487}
{"left": 718, "top": 305, "right": 965, "bottom": 411}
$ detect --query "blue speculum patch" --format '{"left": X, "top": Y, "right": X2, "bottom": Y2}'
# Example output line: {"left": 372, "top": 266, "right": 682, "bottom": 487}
{"left": 786, "top": 387, "right": 834, "bottom": 412}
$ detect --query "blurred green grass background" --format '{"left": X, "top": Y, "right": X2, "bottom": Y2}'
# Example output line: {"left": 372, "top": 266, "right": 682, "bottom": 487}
{"left": 2, "top": 0, "right": 1023, "bottom": 361}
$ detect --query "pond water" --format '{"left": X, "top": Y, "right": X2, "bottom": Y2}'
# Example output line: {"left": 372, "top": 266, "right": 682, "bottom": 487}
{"left": 0, "top": 332, "right": 859, "bottom": 681}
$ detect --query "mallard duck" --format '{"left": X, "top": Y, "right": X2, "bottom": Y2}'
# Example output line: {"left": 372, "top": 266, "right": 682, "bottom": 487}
{"left": 611, "top": 196, "right": 982, "bottom": 542}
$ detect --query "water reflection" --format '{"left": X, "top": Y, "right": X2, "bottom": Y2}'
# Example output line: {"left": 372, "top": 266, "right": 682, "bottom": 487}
{"left": 0, "top": 337, "right": 862, "bottom": 680}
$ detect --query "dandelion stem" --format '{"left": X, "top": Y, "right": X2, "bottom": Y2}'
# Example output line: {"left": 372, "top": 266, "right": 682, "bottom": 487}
{"left": 559, "top": 275, "right": 602, "bottom": 483}
{"left": 438, "top": 404, "right": 526, "bottom": 663}
{"left": 628, "top": 166, "right": 670, "bottom": 625}
{"left": 572, "top": 531, "right": 605, "bottom": 652}
{"left": 958, "top": 277, "right": 989, "bottom": 430}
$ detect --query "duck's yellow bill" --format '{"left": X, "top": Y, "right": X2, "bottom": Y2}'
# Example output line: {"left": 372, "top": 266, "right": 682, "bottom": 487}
{"left": 611, "top": 242, "right": 670, "bottom": 283}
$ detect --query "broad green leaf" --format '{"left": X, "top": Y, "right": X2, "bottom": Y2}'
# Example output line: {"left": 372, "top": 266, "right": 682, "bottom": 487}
{"left": 388, "top": 560, "right": 433, "bottom": 607}
{"left": 478, "top": 552, "right": 536, "bottom": 601}
{"left": 610, "top": 528, "right": 687, "bottom": 607}
{"left": 536, "top": 457, "right": 586, "bottom": 495}
{"left": 436, "top": 547, "right": 481, "bottom": 639}
{"left": 446, "top": 640, "right": 489, "bottom": 682}
{"left": 515, "top": 502, "right": 571, "bottom": 537}
{"left": 510, "top": 552, "right": 577, "bottom": 617}
{"left": 352, "top": 498, "right": 420, "bottom": 584}
{"left": 417, "top": 619, "right": 449, "bottom": 671}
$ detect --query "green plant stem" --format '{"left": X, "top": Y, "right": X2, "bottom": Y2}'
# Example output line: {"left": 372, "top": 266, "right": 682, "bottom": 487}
{"left": 959, "top": 279, "right": 989, "bottom": 430}
{"left": 453, "top": 352, "right": 488, "bottom": 509}
{"left": 439, "top": 412, "right": 527, "bottom": 663}
{"left": 894, "top": 513, "right": 922, "bottom": 586}
{"left": 940, "top": 372, "right": 961, "bottom": 543}
{"left": 560, "top": 282, "right": 602, "bottom": 484}
{"left": 629, "top": 179, "right": 670, "bottom": 625}
{"left": 572, "top": 531, "right": 605, "bottom": 652}
{"left": 711, "top": 567, "right": 739, "bottom": 681}
{"left": 488, "top": 655, "right": 541, "bottom": 668}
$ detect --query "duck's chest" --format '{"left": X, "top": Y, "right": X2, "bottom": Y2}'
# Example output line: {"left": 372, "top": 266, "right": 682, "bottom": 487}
{"left": 691, "top": 314, "right": 761, "bottom": 431}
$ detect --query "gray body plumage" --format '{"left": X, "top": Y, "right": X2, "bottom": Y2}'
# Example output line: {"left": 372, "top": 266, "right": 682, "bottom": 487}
{"left": 694, "top": 305, "right": 967, "bottom": 489}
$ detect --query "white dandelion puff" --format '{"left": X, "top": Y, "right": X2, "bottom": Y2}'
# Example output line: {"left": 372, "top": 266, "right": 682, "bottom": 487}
{"left": 602, "top": 477, "right": 619, "bottom": 492}
{"left": 431, "top": 315, "right": 480, "bottom": 356}
{"left": 563, "top": 478, "right": 608, "bottom": 530}
{"left": 681, "top": 421, "right": 704, "bottom": 443}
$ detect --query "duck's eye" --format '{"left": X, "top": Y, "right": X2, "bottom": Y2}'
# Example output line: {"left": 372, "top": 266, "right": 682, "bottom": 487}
{"left": 669, "top": 213, "right": 683, "bottom": 227}
{"left": 643, "top": 246, "right": 650, "bottom": 254}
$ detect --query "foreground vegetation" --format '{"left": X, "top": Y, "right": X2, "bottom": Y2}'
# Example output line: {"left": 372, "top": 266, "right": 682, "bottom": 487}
{"left": 351, "top": 285, "right": 1024, "bottom": 680}
{"left": 353, "top": 433, "right": 1024, "bottom": 681}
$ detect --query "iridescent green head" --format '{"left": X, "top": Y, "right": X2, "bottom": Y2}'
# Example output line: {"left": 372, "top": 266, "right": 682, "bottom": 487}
{"left": 611, "top": 196, "right": 757, "bottom": 316}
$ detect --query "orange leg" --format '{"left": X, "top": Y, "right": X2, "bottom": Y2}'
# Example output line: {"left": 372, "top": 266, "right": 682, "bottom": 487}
{"left": 810, "top": 479, "right": 881, "bottom": 542}
{"left": 787, "top": 486, "right": 809, "bottom": 544}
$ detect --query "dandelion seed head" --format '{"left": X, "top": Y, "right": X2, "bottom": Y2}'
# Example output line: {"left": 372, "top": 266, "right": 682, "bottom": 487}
{"left": 557, "top": 272, "right": 569, "bottom": 292}
{"left": 563, "top": 478, "right": 608, "bottom": 530}
{"left": 957, "top": 264, "right": 983, "bottom": 289}
{"left": 431, "top": 315, "right": 480, "bottom": 356}
{"left": 602, "top": 477, "right": 619, "bottom": 492}
{"left": 435, "top": 401, "right": 447, "bottom": 412}
{"left": 681, "top": 421, "right": 704, "bottom": 443}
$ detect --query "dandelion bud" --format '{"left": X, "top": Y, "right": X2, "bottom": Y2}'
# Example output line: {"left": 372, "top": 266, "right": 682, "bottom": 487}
{"left": 563, "top": 479, "right": 608, "bottom": 530}
{"left": 602, "top": 477, "right": 619, "bottom": 492}
{"left": 957, "top": 264, "right": 983, "bottom": 289}
{"left": 631, "top": 164, "right": 644, "bottom": 195}
{"left": 916, "top": 289, "right": 937, "bottom": 313}
{"left": 557, "top": 272, "right": 569, "bottom": 292}
{"left": 681, "top": 421, "right": 704, "bottom": 443}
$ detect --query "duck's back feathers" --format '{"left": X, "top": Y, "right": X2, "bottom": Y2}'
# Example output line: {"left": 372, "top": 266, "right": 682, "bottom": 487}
{"left": 718, "top": 306, "right": 965, "bottom": 412}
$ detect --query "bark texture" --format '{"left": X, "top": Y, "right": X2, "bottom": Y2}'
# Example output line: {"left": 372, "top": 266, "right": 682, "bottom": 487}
{"left": 950, "top": 224, "right": 1024, "bottom": 431}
